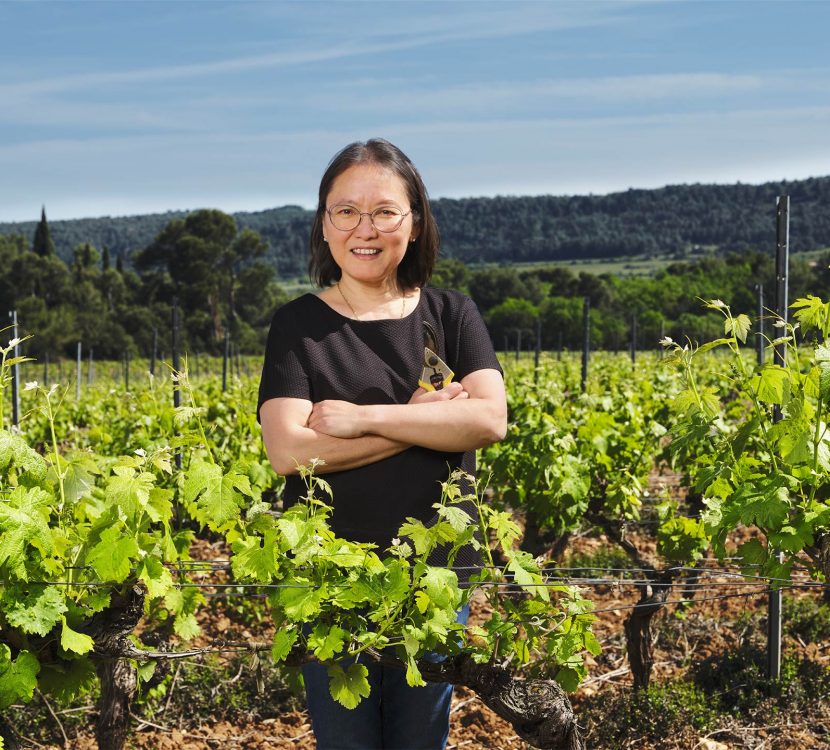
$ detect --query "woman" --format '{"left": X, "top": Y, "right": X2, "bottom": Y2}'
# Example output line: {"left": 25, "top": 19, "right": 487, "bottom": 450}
{"left": 258, "top": 139, "right": 506, "bottom": 750}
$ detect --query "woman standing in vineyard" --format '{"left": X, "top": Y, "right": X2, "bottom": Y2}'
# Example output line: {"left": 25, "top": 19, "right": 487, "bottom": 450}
{"left": 257, "top": 138, "right": 506, "bottom": 750}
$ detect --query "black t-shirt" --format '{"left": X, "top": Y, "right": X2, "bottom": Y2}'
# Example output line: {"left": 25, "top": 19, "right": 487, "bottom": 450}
{"left": 257, "top": 286, "right": 502, "bottom": 551}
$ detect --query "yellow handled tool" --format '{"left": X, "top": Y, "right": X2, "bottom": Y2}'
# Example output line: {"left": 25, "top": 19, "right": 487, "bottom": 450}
{"left": 419, "top": 321, "right": 454, "bottom": 392}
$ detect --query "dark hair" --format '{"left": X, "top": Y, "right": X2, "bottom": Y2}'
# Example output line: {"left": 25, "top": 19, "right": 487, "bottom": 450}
{"left": 309, "top": 138, "right": 440, "bottom": 289}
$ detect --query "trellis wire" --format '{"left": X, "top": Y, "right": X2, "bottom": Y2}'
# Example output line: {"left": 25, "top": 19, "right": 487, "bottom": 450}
{"left": 48, "top": 587, "right": 798, "bottom": 666}
{"left": 19, "top": 570, "right": 827, "bottom": 591}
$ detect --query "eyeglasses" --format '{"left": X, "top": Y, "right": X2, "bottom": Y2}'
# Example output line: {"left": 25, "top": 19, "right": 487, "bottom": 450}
{"left": 326, "top": 204, "right": 411, "bottom": 233}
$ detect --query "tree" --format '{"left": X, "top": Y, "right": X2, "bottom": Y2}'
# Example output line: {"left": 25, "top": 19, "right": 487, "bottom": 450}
{"left": 486, "top": 298, "right": 539, "bottom": 347}
{"left": 72, "top": 243, "right": 100, "bottom": 282}
{"left": 135, "top": 210, "right": 274, "bottom": 350}
{"left": 430, "top": 258, "right": 470, "bottom": 292}
{"left": 0, "top": 235, "right": 27, "bottom": 308}
{"left": 32, "top": 206, "right": 56, "bottom": 257}
{"left": 540, "top": 296, "right": 597, "bottom": 349}
{"left": 468, "top": 268, "right": 528, "bottom": 312}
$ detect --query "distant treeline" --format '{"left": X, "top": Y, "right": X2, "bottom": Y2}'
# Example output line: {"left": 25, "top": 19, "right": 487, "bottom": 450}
{"left": 3, "top": 206, "right": 830, "bottom": 361}
{"left": 1, "top": 210, "right": 288, "bottom": 360}
{"left": 3, "top": 175, "right": 830, "bottom": 277}
{"left": 435, "top": 254, "right": 830, "bottom": 352}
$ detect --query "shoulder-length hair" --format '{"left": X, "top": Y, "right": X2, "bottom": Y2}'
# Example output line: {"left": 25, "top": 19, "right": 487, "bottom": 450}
{"left": 309, "top": 139, "right": 440, "bottom": 289}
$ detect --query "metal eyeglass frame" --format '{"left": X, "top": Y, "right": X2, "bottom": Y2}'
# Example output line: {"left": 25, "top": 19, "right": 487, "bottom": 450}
{"left": 326, "top": 205, "right": 412, "bottom": 233}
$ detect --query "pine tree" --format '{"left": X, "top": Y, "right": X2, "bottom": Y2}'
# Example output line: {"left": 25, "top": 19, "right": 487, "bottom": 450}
{"left": 32, "top": 206, "right": 56, "bottom": 257}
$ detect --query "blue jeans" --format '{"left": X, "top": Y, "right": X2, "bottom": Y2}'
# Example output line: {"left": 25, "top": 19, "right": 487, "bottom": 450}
{"left": 302, "top": 605, "right": 469, "bottom": 750}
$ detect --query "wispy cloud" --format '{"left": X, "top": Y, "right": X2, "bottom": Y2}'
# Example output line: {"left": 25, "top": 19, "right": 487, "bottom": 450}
{"left": 301, "top": 72, "right": 772, "bottom": 116}
{"left": 0, "top": 92, "right": 273, "bottom": 133}
{"left": 1, "top": 0, "right": 827, "bottom": 222}
{"left": 0, "top": 2, "right": 632, "bottom": 97}
{"left": 0, "top": 69, "right": 790, "bottom": 139}
{"left": 4, "top": 104, "right": 829, "bottom": 163}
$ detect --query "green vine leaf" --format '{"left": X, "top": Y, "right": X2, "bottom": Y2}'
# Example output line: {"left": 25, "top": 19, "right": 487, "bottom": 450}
{"left": 271, "top": 627, "right": 298, "bottom": 663}
{"left": 4, "top": 585, "right": 67, "bottom": 636}
{"left": 0, "top": 486, "right": 54, "bottom": 581}
{"left": 309, "top": 624, "right": 348, "bottom": 661}
{"left": 87, "top": 524, "right": 139, "bottom": 582}
{"left": 138, "top": 555, "right": 174, "bottom": 599}
{"left": 327, "top": 662, "right": 371, "bottom": 709}
{"left": 232, "top": 530, "right": 280, "bottom": 582}
{"left": 725, "top": 313, "right": 752, "bottom": 343}
{"left": 184, "top": 460, "right": 250, "bottom": 529}
{"left": 60, "top": 616, "right": 94, "bottom": 655}
{"left": 0, "top": 429, "right": 48, "bottom": 485}
{"left": 0, "top": 645, "right": 39, "bottom": 710}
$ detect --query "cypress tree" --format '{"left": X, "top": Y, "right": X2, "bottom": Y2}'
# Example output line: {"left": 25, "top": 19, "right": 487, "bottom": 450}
{"left": 102, "top": 246, "right": 110, "bottom": 271}
{"left": 116, "top": 253, "right": 124, "bottom": 274}
{"left": 32, "top": 205, "right": 56, "bottom": 257}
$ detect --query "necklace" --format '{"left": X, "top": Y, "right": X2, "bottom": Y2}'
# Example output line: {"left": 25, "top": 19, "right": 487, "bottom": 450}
{"left": 337, "top": 282, "right": 406, "bottom": 320}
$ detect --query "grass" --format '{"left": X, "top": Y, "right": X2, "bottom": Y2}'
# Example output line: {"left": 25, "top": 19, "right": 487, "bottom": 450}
{"left": 5, "top": 653, "right": 302, "bottom": 747}
{"left": 580, "top": 646, "right": 830, "bottom": 748}
{"left": 558, "top": 546, "right": 636, "bottom": 578}
{"left": 516, "top": 254, "right": 688, "bottom": 278}
{"left": 782, "top": 594, "right": 830, "bottom": 643}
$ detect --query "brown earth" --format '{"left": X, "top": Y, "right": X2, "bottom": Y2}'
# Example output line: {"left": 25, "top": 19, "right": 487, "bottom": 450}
{"left": 11, "top": 477, "right": 830, "bottom": 750}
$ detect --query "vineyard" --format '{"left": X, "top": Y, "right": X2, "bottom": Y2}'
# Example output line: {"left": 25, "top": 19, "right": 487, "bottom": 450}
{"left": 4, "top": 296, "right": 830, "bottom": 750}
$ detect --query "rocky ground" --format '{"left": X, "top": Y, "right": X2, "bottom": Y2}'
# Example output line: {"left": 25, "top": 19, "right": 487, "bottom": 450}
{"left": 9, "top": 484, "right": 830, "bottom": 749}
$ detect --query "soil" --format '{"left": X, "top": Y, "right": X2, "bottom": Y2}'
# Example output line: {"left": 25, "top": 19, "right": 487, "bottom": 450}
{"left": 9, "top": 475, "right": 830, "bottom": 750}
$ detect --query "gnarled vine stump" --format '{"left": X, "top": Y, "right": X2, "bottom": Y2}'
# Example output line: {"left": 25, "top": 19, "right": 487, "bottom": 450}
{"left": 366, "top": 650, "right": 584, "bottom": 750}
{"left": 623, "top": 576, "right": 673, "bottom": 690}
{"left": 86, "top": 585, "right": 145, "bottom": 750}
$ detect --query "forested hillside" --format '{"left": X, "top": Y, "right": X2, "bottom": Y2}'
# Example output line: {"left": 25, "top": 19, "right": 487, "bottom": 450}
{"left": 4, "top": 203, "right": 830, "bottom": 361}
{"left": 3, "top": 176, "right": 830, "bottom": 276}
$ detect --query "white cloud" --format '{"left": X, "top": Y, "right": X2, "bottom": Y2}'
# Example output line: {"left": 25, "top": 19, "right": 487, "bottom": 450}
{"left": 299, "top": 72, "right": 772, "bottom": 117}
{"left": 2, "top": 104, "right": 829, "bottom": 222}
{"left": 0, "top": 3, "right": 631, "bottom": 97}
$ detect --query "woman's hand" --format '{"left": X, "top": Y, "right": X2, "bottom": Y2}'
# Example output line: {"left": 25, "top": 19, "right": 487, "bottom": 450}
{"left": 307, "top": 400, "right": 367, "bottom": 438}
{"left": 308, "top": 384, "right": 469, "bottom": 439}
{"left": 359, "top": 369, "right": 506, "bottom": 452}
{"left": 408, "top": 381, "right": 469, "bottom": 404}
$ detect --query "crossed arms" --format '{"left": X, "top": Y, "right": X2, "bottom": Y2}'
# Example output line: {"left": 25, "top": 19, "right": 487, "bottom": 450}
{"left": 259, "top": 368, "right": 506, "bottom": 476}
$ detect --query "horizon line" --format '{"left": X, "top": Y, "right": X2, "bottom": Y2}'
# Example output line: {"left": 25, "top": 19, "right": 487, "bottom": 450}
{"left": 1, "top": 172, "right": 827, "bottom": 226}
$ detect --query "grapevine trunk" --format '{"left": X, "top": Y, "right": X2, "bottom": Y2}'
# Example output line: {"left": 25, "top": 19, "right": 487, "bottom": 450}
{"left": 87, "top": 586, "right": 144, "bottom": 750}
{"left": 366, "top": 650, "right": 584, "bottom": 750}
{"left": 624, "top": 578, "right": 673, "bottom": 690}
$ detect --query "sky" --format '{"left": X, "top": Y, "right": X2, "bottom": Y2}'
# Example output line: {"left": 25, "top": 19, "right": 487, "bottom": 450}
{"left": 1, "top": 0, "right": 829, "bottom": 223}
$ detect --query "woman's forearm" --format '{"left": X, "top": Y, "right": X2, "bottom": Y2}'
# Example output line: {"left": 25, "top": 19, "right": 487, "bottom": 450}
{"left": 265, "top": 424, "right": 409, "bottom": 475}
{"left": 360, "top": 398, "right": 506, "bottom": 452}
{"left": 260, "top": 398, "right": 410, "bottom": 476}
{"left": 307, "top": 371, "right": 507, "bottom": 453}
{"left": 263, "top": 370, "right": 506, "bottom": 474}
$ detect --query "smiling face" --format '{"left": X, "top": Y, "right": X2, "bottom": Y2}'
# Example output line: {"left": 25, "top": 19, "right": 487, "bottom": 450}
{"left": 323, "top": 163, "right": 417, "bottom": 292}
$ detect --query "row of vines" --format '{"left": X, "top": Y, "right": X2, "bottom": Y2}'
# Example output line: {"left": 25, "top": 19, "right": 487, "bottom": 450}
{"left": 3, "top": 294, "right": 830, "bottom": 749}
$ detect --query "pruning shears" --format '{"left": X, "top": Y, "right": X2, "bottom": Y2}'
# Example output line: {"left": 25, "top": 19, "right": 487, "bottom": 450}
{"left": 419, "top": 321, "right": 454, "bottom": 392}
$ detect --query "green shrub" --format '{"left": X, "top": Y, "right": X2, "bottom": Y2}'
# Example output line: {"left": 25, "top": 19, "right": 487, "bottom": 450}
{"left": 559, "top": 546, "right": 634, "bottom": 578}
{"left": 581, "top": 682, "right": 716, "bottom": 745}
{"left": 783, "top": 595, "right": 830, "bottom": 643}
{"left": 693, "top": 646, "right": 830, "bottom": 713}
{"left": 693, "top": 645, "right": 768, "bottom": 712}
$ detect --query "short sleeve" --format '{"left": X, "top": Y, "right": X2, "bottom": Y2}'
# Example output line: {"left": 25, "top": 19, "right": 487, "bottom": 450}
{"left": 256, "top": 307, "right": 312, "bottom": 423}
{"left": 449, "top": 296, "right": 503, "bottom": 382}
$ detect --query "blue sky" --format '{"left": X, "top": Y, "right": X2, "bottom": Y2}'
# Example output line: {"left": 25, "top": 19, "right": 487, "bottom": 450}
{"left": 1, "top": 0, "right": 829, "bottom": 222}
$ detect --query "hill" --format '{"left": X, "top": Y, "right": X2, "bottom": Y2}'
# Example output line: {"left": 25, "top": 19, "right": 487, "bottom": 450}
{"left": 2, "top": 176, "right": 830, "bottom": 277}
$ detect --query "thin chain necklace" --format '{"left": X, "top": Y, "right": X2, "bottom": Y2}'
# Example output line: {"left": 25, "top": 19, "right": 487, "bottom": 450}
{"left": 337, "top": 282, "right": 406, "bottom": 320}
